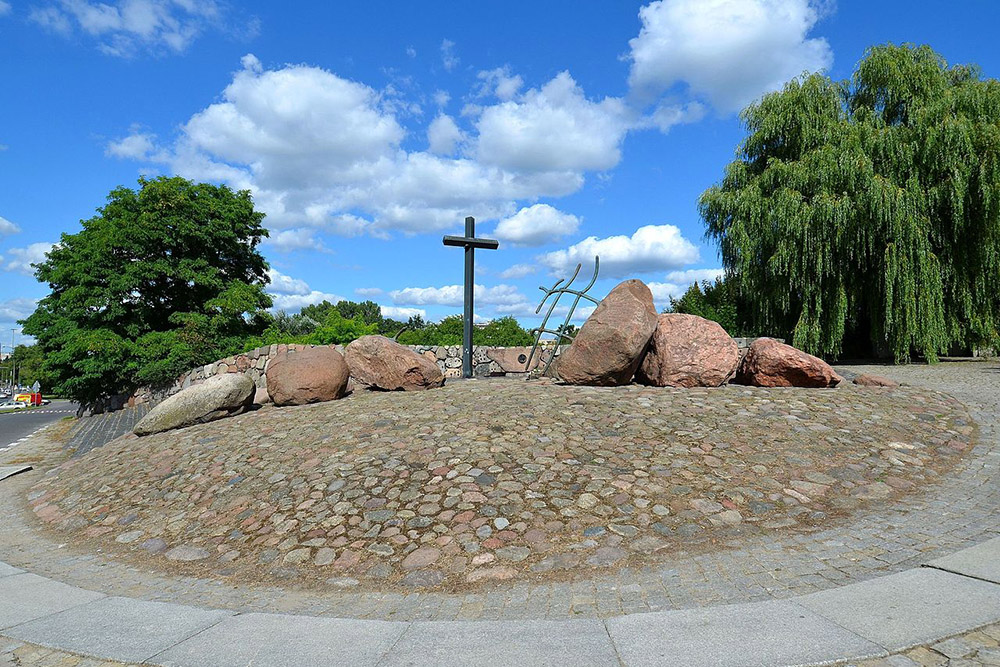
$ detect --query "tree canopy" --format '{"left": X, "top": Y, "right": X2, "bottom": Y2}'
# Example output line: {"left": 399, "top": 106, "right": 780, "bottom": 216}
{"left": 21, "top": 176, "right": 272, "bottom": 402}
{"left": 700, "top": 44, "right": 1000, "bottom": 361}
{"left": 666, "top": 278, "right": 746, "bottom": 337}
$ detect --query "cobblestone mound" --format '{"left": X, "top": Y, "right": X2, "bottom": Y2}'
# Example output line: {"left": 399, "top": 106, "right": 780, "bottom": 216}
{"left": 27, "top": 379, "right": 972, "bottom": 592}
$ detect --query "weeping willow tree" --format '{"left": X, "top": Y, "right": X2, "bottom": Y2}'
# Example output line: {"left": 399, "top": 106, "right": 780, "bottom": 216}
{"left": 700, "top": 44, "right": 1000, "bottom": 361}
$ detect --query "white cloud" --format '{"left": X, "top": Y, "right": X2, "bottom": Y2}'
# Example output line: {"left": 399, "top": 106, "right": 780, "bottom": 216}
{"left": 0, "top": 216, "right": 21, "bottom": 238}
{"left": 499, "top": 263, "right": 537, "bottom": 280}
{"left": 0, "top": 298, "right": 37, "bottom": 322}
{"left": 433, "top": 90, "right": 450, "bottom": 108}
{"left": 477, "top": 67, "right": 523, "bottom": 101}
{"left": 476, "top": 71, "right": 629, "bottom": 172}
{"left": 440, "top": 38, "right": 459, "bottom": 71}
{"left": 0, "top": 2, "right": 12, "bottom": 17}
{"left": 29, "top": 0, "right": 227, "bottom": 56}
{"left": 647, "top": 281, "right": 686, "bottom": 302}
{"left": 493, "top": 204, "right": 580, "bottom": 247}
{"left": 380, "top": 305, "right": 425, "bottom": 320}
{"left": 390, "top": 283, "right": 527, "bottom": 307}
{"left": 665, "top": 268, "right": 724, "bottom": 284}
{"left": 354, "top": 287, "right": 384, "bottom": 297}
{"left": 264, "top": 229, "right": 327, "bottom": 253}
{"left": 627, "top": 0, "right": 833, "bottom": 112}
{"left": 266, "top": 269, "right": 310, "bottom": 295}
{"left": 270, "top": 290, "right": 344, "bottom": 313}
{"left": 427, "top": 114, "right": 463, "bottom": 155}
{"left": 106, "top": 130, "right": 155, "bottom": 159}
{"left": 539, "top": 225, "right": 699, "bottom": 278}
{"left": 108, "top": 57, "right": 634, "bottom": 240}
{"left": 3, "top": 242, "right": 55, "bottom": 275}
{"left": 405, "top": 45, "right": 416, "bottom": 58}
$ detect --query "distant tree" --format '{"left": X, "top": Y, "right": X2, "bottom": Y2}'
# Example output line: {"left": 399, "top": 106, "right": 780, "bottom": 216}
{"left": 667, "top": 278, "right": 742, "bottom": 336}
{"left": 6, "top": 344, "right": 57, "bottom": 391}
{"left": 700, "top": 44, "right": 1000, "bottom": 361}
{"left": 21, "top": 176, "right": 271, "bottom": 402}
{"left": 305, "top": 310, "right": 378, "bottom": 345}
{"left": 333, "top": 300, "right": 382, "bottom": 326}
{"left": 477, "top": 316, "right": 534, "bottom": 346}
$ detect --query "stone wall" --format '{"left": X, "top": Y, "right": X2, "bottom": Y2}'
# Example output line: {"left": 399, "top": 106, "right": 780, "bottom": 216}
{"left": 129, "top": 342, "right": 565, "bottom": 410}
{"left": 87, "top": 336, "right": 778, "bottom": 416}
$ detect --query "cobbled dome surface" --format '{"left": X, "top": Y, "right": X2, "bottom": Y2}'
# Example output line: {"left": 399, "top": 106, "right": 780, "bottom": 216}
{"left": 26, "top": 378, "right": 973, "bottom": 592}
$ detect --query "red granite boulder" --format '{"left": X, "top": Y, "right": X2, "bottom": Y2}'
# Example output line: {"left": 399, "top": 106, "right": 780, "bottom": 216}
{"left": 554, "top": 279, "right": 658, "bottom": 386}
{"left": 636, "top": 314, "right": 739, "bottom": 387}
{"left": 266, "top": 346, "right": 351, "bottom": 406}
{"left": 734, "top": 338, "right": 842, "bottom": 388}
{"left": 345, "top": 335, "right": 445, "bottom": 391}
{"left": 853, "top": 373, "right": 900, "bottom": 388}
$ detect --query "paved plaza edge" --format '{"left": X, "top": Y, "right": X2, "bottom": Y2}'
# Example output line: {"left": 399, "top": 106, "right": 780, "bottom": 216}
{"left": 0, "top": 545, "right": 998, "bottom": 666}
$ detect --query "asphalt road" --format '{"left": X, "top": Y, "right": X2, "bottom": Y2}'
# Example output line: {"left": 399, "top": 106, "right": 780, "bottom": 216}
{"left": 0, "top": 400, "right": 78, "bottom": 449}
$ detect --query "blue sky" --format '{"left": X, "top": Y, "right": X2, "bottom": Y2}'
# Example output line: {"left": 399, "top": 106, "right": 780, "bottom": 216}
{"left": 2, "top": 0, "right": 1000, "bottom": 345}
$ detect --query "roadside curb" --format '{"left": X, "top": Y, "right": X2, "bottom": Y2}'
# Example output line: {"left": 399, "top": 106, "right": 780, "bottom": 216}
{"left": 1, "top": 538, "right": 999, "bottom": 666}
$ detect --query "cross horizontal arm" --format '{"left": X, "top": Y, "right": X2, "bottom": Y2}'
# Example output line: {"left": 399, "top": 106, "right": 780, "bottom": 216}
{"left": 442, "top": 235, "right": 499, "bottom": 250}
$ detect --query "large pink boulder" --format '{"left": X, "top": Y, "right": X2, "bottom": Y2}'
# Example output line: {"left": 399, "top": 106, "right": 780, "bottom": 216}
{"left": 554, "top": 279, "right": 658, "bottom": 386}
{"left": 734, "top": 338, "right": 842, "bottom": 388}
{"left": 266, "top": 346, "right": 351, "bottom": 406}
{"left": 345, "top": 335, "right": 444, "bottom": 391}
{"left": 636, "top": 314, "right": 738, "bottom": 387}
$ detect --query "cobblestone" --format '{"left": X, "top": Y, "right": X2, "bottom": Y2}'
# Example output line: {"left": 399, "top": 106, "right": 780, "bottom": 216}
{"left": 0, "top": 362, "right": 997, "bottom": 622}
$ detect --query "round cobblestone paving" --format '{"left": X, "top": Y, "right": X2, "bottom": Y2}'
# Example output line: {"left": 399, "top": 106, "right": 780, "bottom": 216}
{"left": 24, "top": 376, "right": 972, "bottom": 593}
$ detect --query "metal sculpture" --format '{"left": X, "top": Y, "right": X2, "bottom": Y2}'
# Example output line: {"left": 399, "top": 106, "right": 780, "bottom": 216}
{"left": 526, "top": 256, "right": 600, "bottom": 372}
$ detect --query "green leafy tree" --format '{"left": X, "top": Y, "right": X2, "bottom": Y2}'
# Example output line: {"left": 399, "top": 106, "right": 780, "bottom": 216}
{"left": 476, "top": 316, "right": 534, "bottom": 346}
{"left": 5, "top": 344, "right": 57, "bottom": 391}
{"left": 700, "top": 44, "right": 1000, "bottom": 361}
{"left": 21, "top": 176, "right": 271, "bottom": 402}
{"left": 667, "top": 278, "right": 743, "bottom": 336}
{"left": 305, "top": 310, "right": 378, "bottom": 345}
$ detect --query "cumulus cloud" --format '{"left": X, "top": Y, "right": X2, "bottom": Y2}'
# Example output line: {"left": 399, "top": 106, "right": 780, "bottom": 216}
{"left": 539, "top": 225, "right": 699, "bottom": 278}
{"left": 29, "top": 0, "right": 231, "bottom": 56}
{"left": 493, "top": 204, "right": 580, "bottom": 247}
{"left": 264, "top": 229, "right": 327, "bottom": 253}
{"left": 627, "top": 0, "right": 833, "bottom": 112}
{"left": 646, "top": 281, "right": 687, "bottom": 303}
{"left": 475, "top": 71, "right": 629, "bottom": 172}
{"left": 498, "top": 263, "right": 537, "bottom": 280}
{"left": 110, "top": 56, "right": 614, "bottom": 239}
{"left": 390, "top": 283, "right": 527, "bottom": 307}
{"left": 440, "top": 38, "right": 459, "bottom": 71}
{"left": 270, "top": 290, "right": 344, "bottom": 313}
{"left": 354, "top": 287, "right": 384, "bottom": 297}
{"left": 0, "top": 216, "right": 21, "bottom": 238}
{"left": 0, "top": 297, "right": 37, "bottom": 322}
{"left": 266, "top": 268, "right": 310, "bottom": 295}
{"left": 665, "top": 268, "right": 724, "bottom": 284}
{"left": 106, "top": 130, "right": 156, "bottom": 159}
{"left": 477, "top": 67, "right": 523, "bottom": 101}
{"left": 427, "top": 114, "right": 463, "bottom": 155}
{"left": 3, "top": 242, "right": 55, "bottom": 275}
{"left": 380, "top": 305, "right": 425, "bottom": 320}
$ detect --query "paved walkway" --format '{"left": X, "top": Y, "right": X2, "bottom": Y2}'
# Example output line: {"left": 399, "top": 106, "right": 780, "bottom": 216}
{"left": 0, "top": 362, "right": 997, "bottom": 665}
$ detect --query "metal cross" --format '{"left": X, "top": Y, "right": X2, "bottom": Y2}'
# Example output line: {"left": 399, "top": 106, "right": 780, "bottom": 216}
{"left": 442, "top": 216, "right": 499, "bottom": 378}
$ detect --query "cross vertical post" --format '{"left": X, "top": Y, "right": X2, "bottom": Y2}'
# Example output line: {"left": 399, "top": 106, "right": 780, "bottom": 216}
{"left": 442, "top": 216, "right": 499, "bottom": 378}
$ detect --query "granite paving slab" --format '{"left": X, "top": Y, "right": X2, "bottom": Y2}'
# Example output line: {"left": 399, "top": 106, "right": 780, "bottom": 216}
{"left": 795, "top": 567, "right": 1000, "bottom": 651}
{"left": 0, "top": 574, "right": 103, "bottom": 630}
{"left": 151, "top": 612, "right": 408, "bottom": 667}
{"left": 926, "top": 536, "right": 1000, "bottom": 584}
{"left": 380, "top": 619, "right": 619, "bottom": 667}
{"left": 606, "top": 598, "right": 884, "bottom": 667}
{"left": 0, "top": 563, "right": 22, "bottom": 579}
{"left": 0, "top": 467, "right": 30, "bottom": 482}
{"left": 6, "top": 596, "right": 231, "bottom": 664}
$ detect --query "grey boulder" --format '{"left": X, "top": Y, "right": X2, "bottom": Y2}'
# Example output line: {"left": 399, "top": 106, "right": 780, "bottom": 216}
{"left": 133, "top": 373, "right": 255, "bottom": 436}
